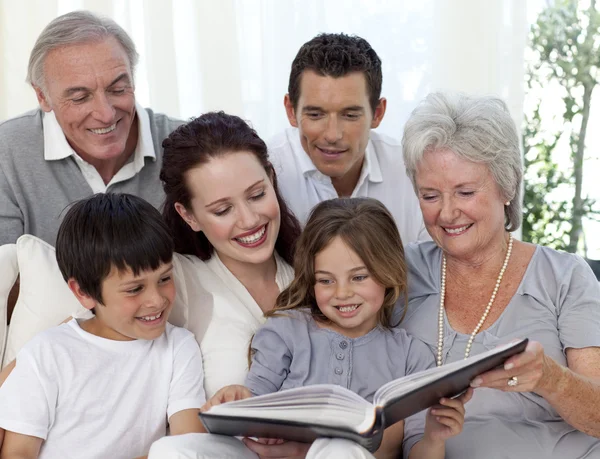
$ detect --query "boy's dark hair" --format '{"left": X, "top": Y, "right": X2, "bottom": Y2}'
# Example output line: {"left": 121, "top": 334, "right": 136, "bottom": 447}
{"left": 55, "top": 193, "right": 174, "bottom": 305}
{"left": 288, "top": 33, "right": 383, "bottom": 114}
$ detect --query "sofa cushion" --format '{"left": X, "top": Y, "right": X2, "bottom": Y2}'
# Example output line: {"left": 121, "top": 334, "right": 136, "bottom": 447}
{"left": 0, "top": 243, "right": 19, "bottom": 366}
{"left": 3, "top": 235, "right": 90, "bottom": 366}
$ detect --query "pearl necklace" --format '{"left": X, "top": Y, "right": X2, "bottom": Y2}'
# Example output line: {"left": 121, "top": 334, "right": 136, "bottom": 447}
{"left": 436, "top": 233, "right": 513, "bottom": 367}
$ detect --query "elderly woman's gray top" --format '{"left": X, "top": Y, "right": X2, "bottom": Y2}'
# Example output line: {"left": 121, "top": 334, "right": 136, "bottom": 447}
{"left": 399, "top": 241, "right": 600, "bottom": 459}
{"left": 245, "top": 309, "right": 435, "bottom": 448}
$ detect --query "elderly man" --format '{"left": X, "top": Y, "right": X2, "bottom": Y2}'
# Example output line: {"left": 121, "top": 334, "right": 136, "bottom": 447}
{"left": 268, "top": 33, "right": 428, "bottom": 243}
{"left": 0, "top": 10, "right": 182, "bottom": 246}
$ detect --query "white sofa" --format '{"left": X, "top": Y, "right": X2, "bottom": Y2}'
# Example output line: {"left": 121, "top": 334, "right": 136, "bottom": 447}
{"left": 0, "top": 235, "right": 88, "bottom": 368}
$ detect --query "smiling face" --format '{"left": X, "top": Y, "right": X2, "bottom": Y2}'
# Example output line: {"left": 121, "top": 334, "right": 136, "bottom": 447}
{"left": 415, "top": 148, "right": 508, "bottom": 262}
{"left": 284, "top": 70, "right": 386, "bottom": 195}
{"left": 34, "top": 37, "right": 137, "bottom": 166}
{"left": 313, "top": 236, "right": 385, "bottom": 338}
{"left": 70, "top": 262, "right": 175, "bottom": 341}
{"left": 175, "top": 151, "right": 281, "bottom": 269}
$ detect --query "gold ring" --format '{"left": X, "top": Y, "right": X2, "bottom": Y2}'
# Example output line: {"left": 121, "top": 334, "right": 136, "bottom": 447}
{"left": 507, "top": 376, "right": 518, "bottom": 387}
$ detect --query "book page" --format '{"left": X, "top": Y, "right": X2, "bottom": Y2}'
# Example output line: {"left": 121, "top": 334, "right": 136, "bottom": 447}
{"left": 206, "top": 384, "right": 376, "bottom": 433}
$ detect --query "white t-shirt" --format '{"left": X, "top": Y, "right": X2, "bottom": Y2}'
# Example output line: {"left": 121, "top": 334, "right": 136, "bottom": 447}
{"left": 0, "top": 319, "right": 206, "bottom": 459}
{"left": 268, "top": 127, "right": 429, "bottom": 243}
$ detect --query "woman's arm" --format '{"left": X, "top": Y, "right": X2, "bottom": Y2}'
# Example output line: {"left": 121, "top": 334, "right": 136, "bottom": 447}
{"left": 0, "top": 361, "right": 15, "bottom": 387}
{"left": 168, "top": 409, "right": 206, "bottom": 435}
{"left": 473, "top": 341, "right": 600, "bottom": 437}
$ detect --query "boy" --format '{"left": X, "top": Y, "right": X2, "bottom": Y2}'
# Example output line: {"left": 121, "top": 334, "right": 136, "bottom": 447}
{"left": 0, "top": 193, "right": 206, "bottom": 459}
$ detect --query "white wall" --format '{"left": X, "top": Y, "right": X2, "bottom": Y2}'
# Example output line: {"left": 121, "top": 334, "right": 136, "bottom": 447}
{"left": 0, "top": 0, "right": 529, "bottom": 142}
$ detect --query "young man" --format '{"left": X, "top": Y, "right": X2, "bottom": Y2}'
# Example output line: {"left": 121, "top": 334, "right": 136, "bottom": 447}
{"left": 268, "top": 33, "right": 428, "bottom": 243}
{"left": 0, "top": 194, "right": 206, "bottom": 459}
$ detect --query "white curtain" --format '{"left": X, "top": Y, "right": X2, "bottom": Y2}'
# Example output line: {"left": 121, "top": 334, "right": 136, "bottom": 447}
{"left": 0, "top": 0, "right": 529, "bottom": 141}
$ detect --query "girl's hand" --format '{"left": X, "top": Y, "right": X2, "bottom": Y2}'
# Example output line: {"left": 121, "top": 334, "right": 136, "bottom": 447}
{"left": 470, "top": 341, "right": 552, "bottom": 394}
{"left": 423, "top": 388, "right": 473, "bottom": 443}
{"left": 200, "top": 384, "right": 252, "bottom": 412}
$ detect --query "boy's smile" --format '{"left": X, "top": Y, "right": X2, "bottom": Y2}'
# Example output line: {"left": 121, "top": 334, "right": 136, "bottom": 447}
{"left": 136, "top": 310, "right": 165, "bottom": 324}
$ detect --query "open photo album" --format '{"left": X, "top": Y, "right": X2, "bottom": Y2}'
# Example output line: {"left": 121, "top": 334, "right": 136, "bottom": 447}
{"left": 200, "top": 338, "right": 528, "bottom": 452}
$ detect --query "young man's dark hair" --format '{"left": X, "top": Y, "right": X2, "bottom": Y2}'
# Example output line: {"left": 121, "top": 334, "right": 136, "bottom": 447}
{"left": 55, "top": 193, "right": 173, "bottom": 305}
{"left": 287, "top": 33, "right": 383, "bottom": 113}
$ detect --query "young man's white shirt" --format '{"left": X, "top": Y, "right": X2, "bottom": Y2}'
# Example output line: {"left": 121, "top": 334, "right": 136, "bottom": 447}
{"left": 268, "top": 127, "right": 429, "bottom": 243}
{"left": 0, "top": 319, "right": 205, "bottom": 459}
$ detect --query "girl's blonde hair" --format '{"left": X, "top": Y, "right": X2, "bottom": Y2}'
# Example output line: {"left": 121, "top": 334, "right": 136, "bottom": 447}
{"left": 267, "top": 197, "right": 408, "bottom": 328}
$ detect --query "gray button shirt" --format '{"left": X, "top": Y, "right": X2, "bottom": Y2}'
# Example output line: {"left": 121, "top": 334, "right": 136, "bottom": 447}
{"left": 244, "top": 307, "right": 435, "bottom": 410}
{"left": 245, "top": 309, "right": 435, "bottom": 456}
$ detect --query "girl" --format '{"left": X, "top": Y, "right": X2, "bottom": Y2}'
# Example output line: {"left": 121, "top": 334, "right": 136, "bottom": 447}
{"left": 208, "top": 197, "right": 472, "bottom": 459}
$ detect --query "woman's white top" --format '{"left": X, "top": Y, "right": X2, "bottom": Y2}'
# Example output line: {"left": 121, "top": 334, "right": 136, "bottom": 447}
{"left": 171, "top": 252, "right": 294, "bottom": 398}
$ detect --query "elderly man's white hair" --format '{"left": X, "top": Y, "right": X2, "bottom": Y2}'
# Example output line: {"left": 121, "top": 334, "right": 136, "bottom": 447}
{"left": 27, "top": 10, "right": 139, "bottom": 92}
{"left": 402, "top": 92, "right": 523, "bottom": 232}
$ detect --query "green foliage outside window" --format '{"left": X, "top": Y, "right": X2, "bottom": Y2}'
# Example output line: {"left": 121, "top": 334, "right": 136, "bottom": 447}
{"left": 523, "top": 0, "right": 600, "bottom": 252}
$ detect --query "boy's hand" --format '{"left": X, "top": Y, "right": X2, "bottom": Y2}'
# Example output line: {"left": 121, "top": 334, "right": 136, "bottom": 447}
{"left": 200, "top": 385, "right": 252, "bottom": 412}
{"left": 423, "top": 388, "right": 473, "bottom": 443}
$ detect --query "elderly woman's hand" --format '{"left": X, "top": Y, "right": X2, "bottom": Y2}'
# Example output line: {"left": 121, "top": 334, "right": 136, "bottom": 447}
{"left": 470, "top": 341, "right": 554, "bottom": 393}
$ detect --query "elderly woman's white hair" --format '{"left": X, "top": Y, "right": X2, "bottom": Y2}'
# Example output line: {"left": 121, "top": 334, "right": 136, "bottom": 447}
{"left": 402, "top": 92, "right": 523, "bottom": 232}
{"left": 27, "top": 10, "right": 139, "bottom": 92}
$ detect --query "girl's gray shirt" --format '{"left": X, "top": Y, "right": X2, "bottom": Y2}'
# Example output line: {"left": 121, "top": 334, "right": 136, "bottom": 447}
{"left": 244, "top": 309, "right": 435, "bottom": 450}
{"left": 399, "top": 241, "right": 600, "bottom": 458}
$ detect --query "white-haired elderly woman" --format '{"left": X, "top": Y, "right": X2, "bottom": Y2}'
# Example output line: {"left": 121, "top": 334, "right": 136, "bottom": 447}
{"left": 397, "top": 92, "right": 600, "bottom": 458}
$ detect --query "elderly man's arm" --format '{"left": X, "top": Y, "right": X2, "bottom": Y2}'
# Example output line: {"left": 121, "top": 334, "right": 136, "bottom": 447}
{"left": 0, "top": 165, "right": 24, "bottom": 246}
